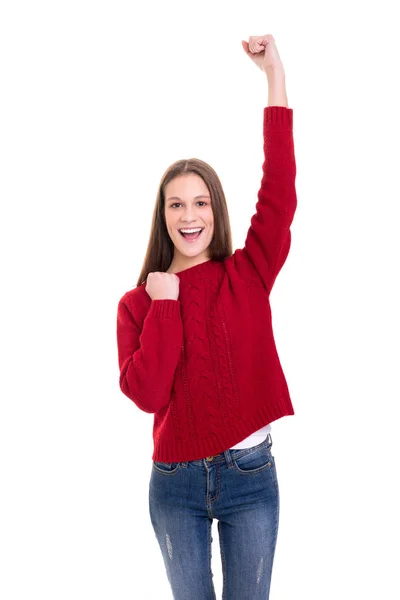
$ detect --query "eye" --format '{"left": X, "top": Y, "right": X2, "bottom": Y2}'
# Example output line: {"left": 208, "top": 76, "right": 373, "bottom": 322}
{"left": 171, "top": 201, "right": 207, "bottom": 208}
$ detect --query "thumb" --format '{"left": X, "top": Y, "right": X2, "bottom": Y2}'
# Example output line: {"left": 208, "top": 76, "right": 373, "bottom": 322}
{"left": 241, "top": 40, "right": 251, "bottom": 55}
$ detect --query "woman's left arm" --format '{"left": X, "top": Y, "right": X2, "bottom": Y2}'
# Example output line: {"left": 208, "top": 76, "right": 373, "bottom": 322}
{"left": 266, "top": 67, "right": 288, "bottom": 108}
{"left": 232, "top": 35, "right": 296, "bottom": 294}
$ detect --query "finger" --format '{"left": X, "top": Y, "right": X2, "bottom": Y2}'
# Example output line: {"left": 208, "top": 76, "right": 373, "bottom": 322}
{"left": 249, "top": 44, "right": 263, "bottom": 54}
{"left": 261, "top": 34, "right": 274, "bottom": 46}
{"left": 251, "top": 35, "right": 267, "bottom": 45}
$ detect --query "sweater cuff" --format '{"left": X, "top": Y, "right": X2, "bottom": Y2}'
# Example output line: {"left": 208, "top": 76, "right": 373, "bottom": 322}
{"left": 148, "top": 299, "right": 181, "bottom": 319}
{"left": 264, "top": 105, "right": 293, "bottom": 129}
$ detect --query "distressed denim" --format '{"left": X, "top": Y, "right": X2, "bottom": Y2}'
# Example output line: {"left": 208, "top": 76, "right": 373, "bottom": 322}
{"left": 149, "top": 433, "right": 279, "bottom": 599}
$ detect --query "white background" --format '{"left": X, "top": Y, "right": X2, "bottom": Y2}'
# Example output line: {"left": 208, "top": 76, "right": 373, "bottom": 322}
{"left": 1, "top": 1, "right": 400, "bottom": 598}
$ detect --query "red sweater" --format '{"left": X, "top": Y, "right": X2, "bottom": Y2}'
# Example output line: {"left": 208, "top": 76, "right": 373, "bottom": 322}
{"left": 117, "top": 105, "right": 297, "bottom": 462}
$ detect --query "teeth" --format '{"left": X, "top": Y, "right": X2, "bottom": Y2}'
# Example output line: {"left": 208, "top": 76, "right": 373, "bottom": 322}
{"left": 179, "top": 228, "right": 203, "bottom": 233}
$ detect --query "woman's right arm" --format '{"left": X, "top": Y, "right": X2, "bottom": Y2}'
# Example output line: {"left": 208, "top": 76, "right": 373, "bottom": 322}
{"left": 116, "top": 296, "right": 183, "bottom": 413}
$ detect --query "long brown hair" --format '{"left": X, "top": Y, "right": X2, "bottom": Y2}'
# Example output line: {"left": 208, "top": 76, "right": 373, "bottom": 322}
{"left": 135, "top": 158, "right": 233, "bottom": 288}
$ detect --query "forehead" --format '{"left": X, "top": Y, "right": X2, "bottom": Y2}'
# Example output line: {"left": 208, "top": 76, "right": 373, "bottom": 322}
{"left": 165, "top": 173, "right": 209, "bottom": 199}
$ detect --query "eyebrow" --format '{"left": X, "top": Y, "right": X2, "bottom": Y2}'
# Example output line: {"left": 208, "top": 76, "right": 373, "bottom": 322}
{"left": 166, "top": 194, "right": 210, "bottom": 202}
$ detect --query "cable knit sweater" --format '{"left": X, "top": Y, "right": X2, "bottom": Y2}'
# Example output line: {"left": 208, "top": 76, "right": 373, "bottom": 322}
{"left": 117, "top": 105, "right": 297, "bottom": 462}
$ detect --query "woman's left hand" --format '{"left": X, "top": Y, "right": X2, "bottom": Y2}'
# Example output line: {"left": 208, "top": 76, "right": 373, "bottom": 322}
{"left": 241, "top": 34, "right": 284, "bottom": 74}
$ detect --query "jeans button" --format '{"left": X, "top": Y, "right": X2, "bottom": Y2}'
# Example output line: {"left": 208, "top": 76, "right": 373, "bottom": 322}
{"left": 206, "top": 456, "right": 214, "bottom": 461}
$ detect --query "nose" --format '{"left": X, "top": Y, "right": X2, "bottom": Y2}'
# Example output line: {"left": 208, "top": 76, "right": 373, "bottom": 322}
{"left": 184, "top": 206, "right": 196, "bottom": 217}
{"left": 181, "top": 209, "right": 199, "bottom": 223}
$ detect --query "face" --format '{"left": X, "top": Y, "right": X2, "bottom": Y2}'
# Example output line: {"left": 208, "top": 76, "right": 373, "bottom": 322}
{"left": 164, "top": 173, "right": 214, "bottom": 270}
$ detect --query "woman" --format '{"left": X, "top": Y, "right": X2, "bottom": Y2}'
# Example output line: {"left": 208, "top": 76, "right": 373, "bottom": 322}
{"left": 116, "top": 34, "right": 297, "bottom": 600}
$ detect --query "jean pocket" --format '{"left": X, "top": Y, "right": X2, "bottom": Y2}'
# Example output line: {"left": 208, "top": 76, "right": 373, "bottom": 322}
{"left": 152, "top": 461, "right": 181, "bottom": 475}
{"left": 232, "top": 445, "right": 273, "bottom": 475}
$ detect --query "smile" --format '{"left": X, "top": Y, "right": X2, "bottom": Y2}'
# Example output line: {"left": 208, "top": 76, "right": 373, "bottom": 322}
{"left": 179, "top": 227, "right": 204, "bottom": 242}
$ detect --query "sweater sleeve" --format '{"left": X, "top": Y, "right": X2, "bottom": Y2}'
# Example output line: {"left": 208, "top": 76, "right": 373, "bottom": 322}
{"left": 116, "top": 296, "right": 184, "bottom": 414}
{"left": 233, "top": 105, "right": 297, "bottom": 295}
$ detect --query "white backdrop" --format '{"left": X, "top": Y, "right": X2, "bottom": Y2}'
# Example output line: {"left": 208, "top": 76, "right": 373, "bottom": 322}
{"left": 1, "top": 1, "right": 400, "bottom": 598}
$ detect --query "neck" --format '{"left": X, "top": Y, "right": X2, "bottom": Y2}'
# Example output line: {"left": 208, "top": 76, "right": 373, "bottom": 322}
{"left": 167, "top": 255, "right": 211, "bottom": 274}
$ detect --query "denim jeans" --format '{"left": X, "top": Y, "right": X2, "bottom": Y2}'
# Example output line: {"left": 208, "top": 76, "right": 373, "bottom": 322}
{"left": 148, "top": 433, "right": 279, "bottom": 599}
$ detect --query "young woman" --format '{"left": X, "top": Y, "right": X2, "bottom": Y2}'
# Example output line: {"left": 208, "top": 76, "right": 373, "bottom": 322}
{"left": 117, "top": 34, "right": 297, "bottom": 600}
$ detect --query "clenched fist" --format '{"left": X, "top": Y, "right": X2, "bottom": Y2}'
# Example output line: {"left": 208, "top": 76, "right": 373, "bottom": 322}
{"left": 145, "top": 271, "right": 180, "bottom": 301}
{"left": 241, "top": 34, "right": 284, "bottom": 74}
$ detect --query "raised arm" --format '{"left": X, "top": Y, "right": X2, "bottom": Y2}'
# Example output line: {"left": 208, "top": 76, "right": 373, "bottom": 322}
{"left": 232, "top": 35, "right": 297, "bottom": 294}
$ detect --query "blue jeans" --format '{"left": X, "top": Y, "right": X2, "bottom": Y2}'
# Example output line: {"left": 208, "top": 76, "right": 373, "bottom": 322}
{"left": 148, "top": 433, "right": 279, "bottom": 599}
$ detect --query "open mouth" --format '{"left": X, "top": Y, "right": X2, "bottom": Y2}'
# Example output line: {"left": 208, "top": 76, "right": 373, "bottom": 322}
{"left": 179, "top": 227, "right": 204, "bottom": 242}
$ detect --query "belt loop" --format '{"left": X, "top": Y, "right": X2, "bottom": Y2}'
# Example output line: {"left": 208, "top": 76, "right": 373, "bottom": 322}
{"left": 224, "top": 448, "right": 233, "bottom": 468}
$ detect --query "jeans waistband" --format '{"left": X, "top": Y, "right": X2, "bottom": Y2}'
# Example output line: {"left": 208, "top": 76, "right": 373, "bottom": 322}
{"left": 179, "top": 432, "right": 272, "bottom": 469}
